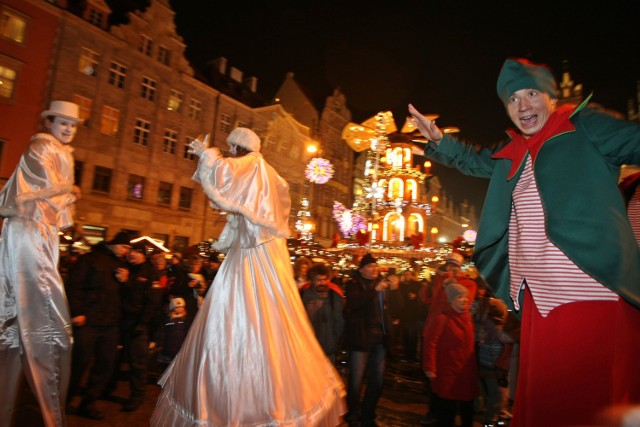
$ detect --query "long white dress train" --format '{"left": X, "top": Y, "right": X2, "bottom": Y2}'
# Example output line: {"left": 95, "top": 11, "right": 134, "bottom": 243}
{"left": 151, "top": 148, "right": 345, "bottom": 426}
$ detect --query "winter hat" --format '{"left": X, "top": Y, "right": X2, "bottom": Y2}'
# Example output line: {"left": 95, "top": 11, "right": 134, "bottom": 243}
{"left": 169, "top": 297, "right": 186, "bottom": 311}
{"left": 487, "top": 298, "right": 508, "bottom": 325}
{"left": 445, "top": 283, "right": 468, "bottom": 303}
{"left": 359, "top": 253, "right": 378, "bottom": 269}
{"left": 227, "top": 127, "right": 261, "bottom": 152}
{"left": 446, "top": 252, "right": 464, "bottom": 267}
{"left": 105, "top": 231, "right": 132, "bottom": 245}
{"left": 130, "top": 241, "right": 149, "bottom": 255}
{"left": 496, "top": 58, "right": 558, "bottom": 106}
{"left": 41, "top": 100, "right": 83, "bottom": 123}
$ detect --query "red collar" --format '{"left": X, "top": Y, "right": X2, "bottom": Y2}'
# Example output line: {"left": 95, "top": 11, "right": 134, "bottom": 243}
{"left": 493, "top": 104, "right": 576, "bottom": 179}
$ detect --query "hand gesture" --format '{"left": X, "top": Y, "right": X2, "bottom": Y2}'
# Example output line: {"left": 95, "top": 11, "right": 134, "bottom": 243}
{"left": 188, "top": 133, "right": 210, "bottom": 157}
{"left": 408, "top": 104, "right": 443, "bottom": 143}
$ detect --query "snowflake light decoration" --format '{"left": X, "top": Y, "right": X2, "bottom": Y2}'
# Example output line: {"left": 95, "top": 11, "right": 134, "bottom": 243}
{"left": 305, "top": 157, "right": 334, "bottom": 184}
{"left": 332, "top": 201, "right": 367, "bottom": 236}
{"left": 364, "top": 181, "right": 385, "bottom": 200}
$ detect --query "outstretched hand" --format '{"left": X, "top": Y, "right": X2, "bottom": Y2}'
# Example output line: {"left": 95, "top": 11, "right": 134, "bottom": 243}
{"left": 408, "top": 104, "right": 443, "bottom": 143}
{"left": 188, "top": 134, "right": 210, "bottom": 157}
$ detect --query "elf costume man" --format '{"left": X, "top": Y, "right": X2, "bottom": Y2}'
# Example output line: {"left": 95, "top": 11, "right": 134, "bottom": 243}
{"left": 409, "top": 58, "right": 640, "bottom": 427}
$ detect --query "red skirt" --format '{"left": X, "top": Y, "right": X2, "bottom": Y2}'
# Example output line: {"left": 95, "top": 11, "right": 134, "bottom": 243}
{"left": 511, "top": 287, "right": 640, "bottom": 427}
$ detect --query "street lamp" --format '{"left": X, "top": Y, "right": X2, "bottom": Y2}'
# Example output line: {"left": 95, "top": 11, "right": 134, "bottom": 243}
{"left": 430, "top": 226, "right": 439, "bottom": 245}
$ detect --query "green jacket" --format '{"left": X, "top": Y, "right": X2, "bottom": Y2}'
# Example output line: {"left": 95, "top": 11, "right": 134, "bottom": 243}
{"left": 424, "top": 100, "right": 640, "bottom": 312}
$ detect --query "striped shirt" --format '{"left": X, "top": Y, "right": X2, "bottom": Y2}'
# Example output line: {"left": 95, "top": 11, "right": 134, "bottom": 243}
{"left": 628, "top": 188, "right": 640, "bottom": 245}
{"left": 508, "top": 155, "right": 617, "bottom": 317}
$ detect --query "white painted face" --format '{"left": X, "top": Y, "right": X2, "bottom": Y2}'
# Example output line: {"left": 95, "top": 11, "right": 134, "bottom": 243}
{"left": 47, "top": 117, "right": 78, "bottom": 144}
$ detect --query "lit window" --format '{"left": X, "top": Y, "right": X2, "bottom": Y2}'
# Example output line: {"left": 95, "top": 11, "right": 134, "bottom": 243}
{"left": 0, "top": 9, "right": 26, "bottom": 43}
{"left": 127, "top": 174, "right": 145, "bottom": 200}
{"left": 141, "top": 76, "right": 156, "bottom": 101}
{"left": 72, "top": 95, "right": 92, "bottom": 126}
{"left": 179, "top": 187, "right": 192, "bottom": 210}
{"left": 100, "top": 105, "right": 119, "bottom": 136}
{"left": 78, "top": 48, "right": 99, "bottom": 76}
{"left": 188, "top": 98, "right": 201, "bottom": 120}
{"left": 0, "top": 65, "right": 17, "bottom": 99}
{"left": 157, "top": 181, "right": 172, "bottom": 205}
{"left": 139, "top": 35, "right": 153, "bottom": 56}
{"left": 133, "top": 119, "right": 150, "bottom": 146}
{"left": 220, "top": 113, "right": 232, "bottom": 133}
{"left": 108, "top": 62, "right": 127, "bottom": 88}
{"left": 92, "top": 166, "right": 112, "bottom": 193}
{"left": 157, "top": 46, "right": 171, "bottom": 65}
{"left": 163, "top": 129, "right": 178, "bottom": 155}
{"left": 167, "top": 89, "right": 183, "bottom": 112}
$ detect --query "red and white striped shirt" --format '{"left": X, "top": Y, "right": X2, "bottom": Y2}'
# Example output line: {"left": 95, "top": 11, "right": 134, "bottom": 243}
{"left": 628, "top": 188, "right": 640, "bottom": 245}
{"left": 508, "top": 155, "right": 618, "bottom": 317}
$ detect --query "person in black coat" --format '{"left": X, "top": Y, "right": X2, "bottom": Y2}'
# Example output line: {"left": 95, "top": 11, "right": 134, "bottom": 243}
{"left": 343, "top": 253, "right": 392, "bottom": 427}
{"left": 65, "top": 231, "right": 131, "bottom": 420}
{"left": 113, "top": 242, "right": 161, "bottom": 412}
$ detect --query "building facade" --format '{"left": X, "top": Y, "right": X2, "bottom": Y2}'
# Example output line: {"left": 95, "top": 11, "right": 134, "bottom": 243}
{"left": 0, "top": 0, "right": 355, "bottom": 252}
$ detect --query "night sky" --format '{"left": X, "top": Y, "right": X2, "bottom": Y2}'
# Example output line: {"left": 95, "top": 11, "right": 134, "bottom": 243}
{"left": 159, "top": 1, "right": 639, "bottom": 214}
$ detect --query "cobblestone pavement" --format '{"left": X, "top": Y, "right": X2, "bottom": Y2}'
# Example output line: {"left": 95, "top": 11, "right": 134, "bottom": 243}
{"left": 14, "top": 355, "right": 494, "bottom": 426}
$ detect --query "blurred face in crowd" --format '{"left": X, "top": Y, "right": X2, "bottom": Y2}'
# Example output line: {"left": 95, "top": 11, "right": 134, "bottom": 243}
{"left": 310, "top": 273, "right": 330, "bottom": 293}
{"left": 451, "top": 292, "right": 470, "bottom": 313}
{"left": 359, "top": 262, "right": 380, "bottom": 281}
{"left": 403, "top": 270, "right": 415, "bottom": 281}
{"left": 507, "top": 89, "right": 557, "bottom": 137}
{"left": 446, "top": 262, "right": 461, "bottom": 276}
{"left": 111, "top": 244, "right": 131, "bottom": 259}
{"left": 128, "top": 249, "right": 146, "bottom": 265}
{"left": 152, "top": 254, "right": 167, "bottom": 270}
{"left": 46, "top": 117, "right": 78, "bottom": 144}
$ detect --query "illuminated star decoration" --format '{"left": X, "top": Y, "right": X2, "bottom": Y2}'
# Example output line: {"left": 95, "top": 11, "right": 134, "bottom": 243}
{"left": 364, "top": 181, "right": 385, "bottom": 200}
{"left": 305, "top": 157, "right": 334, "bottom": 184}
{"left": 332, "top": 201, "right": 367, "bottom": 236}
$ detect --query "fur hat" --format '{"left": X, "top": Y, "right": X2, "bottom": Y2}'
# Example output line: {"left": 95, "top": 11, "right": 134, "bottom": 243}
{"left": 169, "top": 297, "right": 186, "bottom": 311}
{"left": 227, "top": 127, "right": 261, "bottom": 152}
{"left": 41, "top": 100, "right": 83, "bottom": 123}
{"left": 105, "top": 231, "right": 132, "bottom": 246}
{"left": 445, "top": 283, "right": 468, "bottom": 303}
{"left": 359, "top": 253, "right": 378, "bottom": 269}
{"left": 446, "top": 252, "right": 464, "bottom": 267}
{"left": 496, "top": 58, "right": 557, "bottom": 106}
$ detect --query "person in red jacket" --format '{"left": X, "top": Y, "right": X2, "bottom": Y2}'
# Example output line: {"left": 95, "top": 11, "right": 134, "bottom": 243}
{"left": 423, "top": 282, "right": 478, "bottom": 427}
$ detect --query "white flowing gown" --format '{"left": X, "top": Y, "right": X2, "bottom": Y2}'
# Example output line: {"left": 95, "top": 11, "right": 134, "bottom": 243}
{"left": 151, "top": 148, "right": 346, "bottom": 426}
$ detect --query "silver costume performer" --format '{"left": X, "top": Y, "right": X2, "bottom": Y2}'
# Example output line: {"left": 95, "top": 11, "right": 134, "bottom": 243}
{"left": 0, "top": 132, "right": 76, "bottom": 427}
{"left": 151, "top": 130, "right": 346, "bottom": 426}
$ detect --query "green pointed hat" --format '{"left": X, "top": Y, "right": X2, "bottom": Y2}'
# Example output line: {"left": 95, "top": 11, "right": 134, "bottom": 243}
{"left": 496, "top": 58, "right": 557, "bottom": 106}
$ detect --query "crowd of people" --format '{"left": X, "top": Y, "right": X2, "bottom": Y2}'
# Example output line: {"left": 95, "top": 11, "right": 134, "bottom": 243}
{"left": 58, "top": 235, "right": 516, "bottom": 427}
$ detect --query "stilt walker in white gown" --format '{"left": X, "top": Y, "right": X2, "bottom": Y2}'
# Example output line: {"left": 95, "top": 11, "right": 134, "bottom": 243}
{"left": 151, "top": 128, "right": 346, "bottom": 427}
{"left": 0, "top": 101, "right": 82, "bottom": 427}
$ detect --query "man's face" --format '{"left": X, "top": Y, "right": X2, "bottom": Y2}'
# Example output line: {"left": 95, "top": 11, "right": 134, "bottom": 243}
{"left": 311, "top": 274, "right": 330, "bottom": 293}
{"left": 112, "top": 244, "right": 131, "bottom": 259}
{"left": 47, "top": 117, "right": 78, "bottom": 144}
{"left": 507, "top": 89, "right": 557, "bottom": 137}
{"left": 446, "top": 262, "right": 461, "bottom": 276}
{"left": 127, "top": 249, "right": 146, "bottom": 265}
{"left": 360, "top": 263, "right": 379, "bottom": 280}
